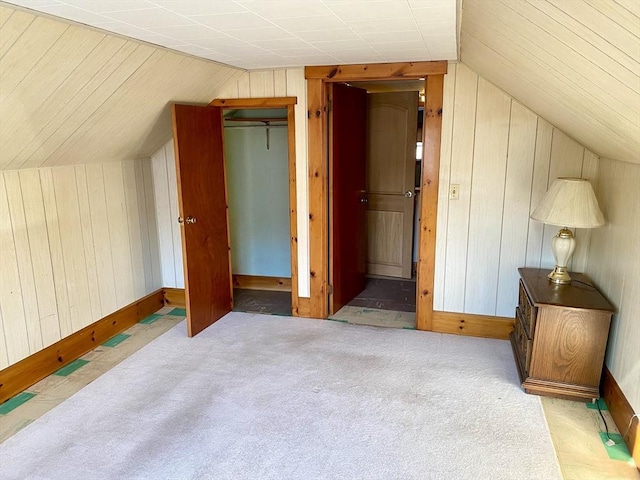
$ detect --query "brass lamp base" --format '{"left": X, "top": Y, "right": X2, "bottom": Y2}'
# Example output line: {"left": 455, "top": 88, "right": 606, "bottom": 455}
{"left": 548, "top": 227, "right": 575, "bottom": 285}
{"left": 548, "top": 265, "right": 572, "bottom": 284}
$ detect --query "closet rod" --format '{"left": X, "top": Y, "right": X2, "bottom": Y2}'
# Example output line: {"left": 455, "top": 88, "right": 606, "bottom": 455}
{"left": 224, "top": 117, "right": 287, "bottom": 123}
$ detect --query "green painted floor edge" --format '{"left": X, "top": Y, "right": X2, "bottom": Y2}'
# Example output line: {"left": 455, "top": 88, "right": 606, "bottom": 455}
{"left": 139, "top": 313, "right": 163, "bottom": 324}
{"left": 54, "top": 358, "right": 90, "bottom": 377}
{"left": 0, "top": 392, "right": 36, "bottom": 415}
{"left": 102, "top": 333, "right": 131, "bottom": 347}
{"left": 598, "top": 433, "right": 632, "bottom": 462}
{"left": 167, "top": 308, "right": 186, "bottom": 317}
{"left": 586, "top": 398, "right": 608, "bottom": 410}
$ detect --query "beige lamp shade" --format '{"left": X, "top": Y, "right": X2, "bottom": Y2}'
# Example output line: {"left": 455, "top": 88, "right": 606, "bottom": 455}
{"left": 531, "top": 178, "right": 605, "bottom": 228}
{"left": 531, "top": 177, "right": 604, "bottom": 284}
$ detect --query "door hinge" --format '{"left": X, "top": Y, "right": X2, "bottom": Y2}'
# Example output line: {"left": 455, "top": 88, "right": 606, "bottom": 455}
{"left": 328, "top": 284, "right": 333, "bottom": 294}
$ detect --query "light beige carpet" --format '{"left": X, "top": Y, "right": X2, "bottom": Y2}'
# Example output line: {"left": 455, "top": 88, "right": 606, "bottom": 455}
{"left": 0, "top": 313, "right": 561, "bottom": 479}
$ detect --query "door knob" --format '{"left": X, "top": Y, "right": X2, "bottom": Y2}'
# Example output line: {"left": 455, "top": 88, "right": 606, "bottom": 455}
{"left": 177, "top": 216, "right": 184, "bottom": 224}
{"left": 185, "top": 216, "right": 197, "bottom": 225}
{"left": 404, "top": 190, "right": 414, "bottom": 198}
{"left": 360, "top": 197, "right": 368, "bottom": 204}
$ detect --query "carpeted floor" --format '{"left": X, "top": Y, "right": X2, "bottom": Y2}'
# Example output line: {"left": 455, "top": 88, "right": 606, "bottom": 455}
{"left": 0, "top": 313, "right": 561, "bottom": 480}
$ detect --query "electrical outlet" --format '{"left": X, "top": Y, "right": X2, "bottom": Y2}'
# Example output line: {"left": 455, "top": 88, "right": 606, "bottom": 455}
{"left": 450, "top": 184, "right": 460, "bottom": 200}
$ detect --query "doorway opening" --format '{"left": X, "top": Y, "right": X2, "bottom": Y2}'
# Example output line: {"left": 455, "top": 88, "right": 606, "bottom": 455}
{"left": 223, "top": 108, "right": 292, "bottom": 316}
{"left": 328, "top": 80, "right": 425, "bottom": 329}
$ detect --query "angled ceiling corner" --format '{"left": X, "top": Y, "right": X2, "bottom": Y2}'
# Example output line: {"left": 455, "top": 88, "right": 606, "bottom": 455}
{"left": 460, "top": 0, "right": 640, "bottom": 165}
{"left": 0, "top": 3, "right": 245, "bottom": 171}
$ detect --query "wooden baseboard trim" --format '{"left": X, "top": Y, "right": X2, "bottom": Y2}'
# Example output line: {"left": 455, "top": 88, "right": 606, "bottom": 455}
{"left": 432, "top": 311, "right": 514, "bottom": 340}
{"left": 0, "top": 289, "right": 164, "bottom": 404}
{"left": 163, "top": 287, "right": 186, "bottom": 308}
{"left": 294, "top": 297, "right": 311, "bottom": 318}
{"left": 601, "top": 366, "right": 639, "bottom": 467}
{"left": 232, "top": 275, "right": 292, "bottom": 292}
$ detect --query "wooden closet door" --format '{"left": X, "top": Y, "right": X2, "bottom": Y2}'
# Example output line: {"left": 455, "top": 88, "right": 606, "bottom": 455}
{"left": 366, "top": 92, "right": 418, "bottom": 279}
{"left": 331, "top": 83, "right": 368, "bottom": 314}
{"left": 172, "top": 103, "right": 232, "bottom": 337}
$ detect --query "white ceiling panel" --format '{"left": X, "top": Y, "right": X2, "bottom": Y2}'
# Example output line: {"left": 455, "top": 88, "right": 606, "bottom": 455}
{"left": 3, "top": 0, "right": 459, "bottom": 68}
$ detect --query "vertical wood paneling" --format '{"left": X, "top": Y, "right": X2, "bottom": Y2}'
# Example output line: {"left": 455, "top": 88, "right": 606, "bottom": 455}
{"left": 541, "top": 130, "right": 585, "bottom": 270}
{"left": 17, "top": 169, "right": 60, "bottom": 347}
{"left": 1, "top": 160, "right": 161, "bottom": 367}
{"left": 164, "top": 141, "right": 184, "bottom": 289}
{"left": 39, "top": 168, "right": 72, "bottom": 337}
{"left": 0, "top": 174, "right": 30, "bottom": 363}
{"left": 249, "top": 71, "right": 275, "bottom": 97}
{"left": 51, "top": 166, "right": 93, "bottom": 331}
{"left": 74, "top": 165, "right": 103, "bottom": 322}
{"left": 495, "top": 102, "right": 538, "bottom": 317}
{"left": 274, "top": 70, "right": 287, "bottom": 97}
{"left": 122, "top": 160, "right": 147, "bottom": 298}
{"left": 464, "top": 78, "right": 512, "bottom": 315}
{"left": 588, "top": 158, "right": 640, "bottom": 413}
{"left": 85, "top": 163, "right": 117, "bottom": 316}
{"left": 433, "top": 63, "right": 457, "bottom": 311}
{"left": 153, "top": 68, "right": 310, "bottom": 297}
{"left": 435, "top": 62, "right": 600, "bottom": 319}
{"left": 286, "top": 68, "right": 309, "bottom": 298}
{"left": 103, "top": 162, "right": 136, "bottom": 306}
{"left": 4, "top": 171, "right": 43, "bottom": 352}
{"left": 524, "top": 119, "right": 553, "bottom": 268}
{"left": 134, "top": 159, "right": 154, "bottom": 292}
{"left": 442, "top": 63, "right": 478, "bottom": 312}
{"left": 151, "top": 146, "right": 177, "bottom": 287}
{"left": 0, "top": 308, "right": 8, "bottom": 369}
{"left": 142, "top": 158, "right": 162, "bottom": 289}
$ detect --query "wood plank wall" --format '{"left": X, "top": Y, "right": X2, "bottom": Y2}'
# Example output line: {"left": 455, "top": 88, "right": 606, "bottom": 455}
{"left": 0, "top": 4, "right": 244, "bottom": 171}
{"left": 151, "top": 62, "right": 603, "bottom": 321}
{"left": 151, "top": 68, "right": 310, "bottom": 297}
{"left": 588, "top": 157, "right": 640, "bottom": 414}
{"left": 434, "top": 63, "right": 600, "bottom": 318}
{"left": 0, "top": 160, "right": 161, "bottom": 368}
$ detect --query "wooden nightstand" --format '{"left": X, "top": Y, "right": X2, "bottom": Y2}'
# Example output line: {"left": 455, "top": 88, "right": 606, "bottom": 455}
{"left": 510, "top": 268, "right": 615, "bottom": 401}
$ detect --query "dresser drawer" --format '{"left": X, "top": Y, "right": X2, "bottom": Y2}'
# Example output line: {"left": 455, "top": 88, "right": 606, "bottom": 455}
{"left": 518, "top": 280, "right": 537, "bottom": 337}
{"left": 514, "top": 307, "right": 533, "bottom": 376}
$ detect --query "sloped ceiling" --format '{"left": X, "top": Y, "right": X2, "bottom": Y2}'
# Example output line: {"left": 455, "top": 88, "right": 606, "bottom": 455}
{"left": 461, "top": 0, "right": 640, "bottom": 165}
{"left": 3, "top": 0, "right": 458, "bottom": 69}
{"left": 0, "top": 4, "right": 244, "bottom": 171}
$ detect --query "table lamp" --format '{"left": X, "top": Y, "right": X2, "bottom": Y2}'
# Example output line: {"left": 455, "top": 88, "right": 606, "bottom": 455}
{"left": 530, "top": 177, "right": 605, "bottom": 284}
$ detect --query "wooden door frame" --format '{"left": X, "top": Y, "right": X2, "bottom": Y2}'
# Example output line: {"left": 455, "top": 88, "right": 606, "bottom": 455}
{"left": 305, "top": 62, "right": 447, "bottom": 330}
{"left": 209, "top": 97, "right": 301, "bottom": 315}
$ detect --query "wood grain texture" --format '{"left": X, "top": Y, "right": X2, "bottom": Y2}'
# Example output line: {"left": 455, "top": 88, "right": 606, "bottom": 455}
{"left": 330, "top": 83, "right": 368, "bottom": 313}
{"left": 163, "top": 288, "right": 186, "bottom": 308}
{"left": 211, "top": 97, "right": 297, "bottom": 107}
{"left": 172, "top": 104, "right": 232, "bottom": 337}
{"left": 513, "top": 269, "right": 614, "bottom": 401}
{"left": 416, "top": 74, "right": 444, "bottom": 331}
{"left": 232, "top": 275, "right": 292, "bottom": 292}
{"left": 601, "top": 366, "right": 639, "bottom": 467}
{"left": 0, "top": 4, "right": 244, "bottom": 171}
{"left": 432, "top": 311, "right": 514, "bottom": 339}
{"left": 366, "top": 91, "right": 418, "bottom": 279}
{"left": 1, "top": 161, "right": 162, "bottom": 367}
{"left": 441, "top": 63, "right": 477, "bottom": 313}
{"left": 461, "top": 0, "right": 639, "bottom": 164}
{"left": 305, "top": 61, "right": 448, "bottom": 81}
{"left": 0, "top": 289, "right": 164, "bottom": 405}
{"left": 306, "top": 78, "right": 329, "bottom": 319}
{"left": 433, "top": 63, "right": 457, "bottom": 311}
{"left": 587, "top": 157, "right": 639, "bottom": 414}
{"left": 464, "top": 78, "right": 511, "bottom": 316}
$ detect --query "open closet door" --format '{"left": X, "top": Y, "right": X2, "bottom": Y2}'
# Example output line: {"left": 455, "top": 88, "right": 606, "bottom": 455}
{"left": 172, "top": 104, "right": 232, "bottom": 337}
{"left": 331, "top": 83, "right": 368, "bottom": 314}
